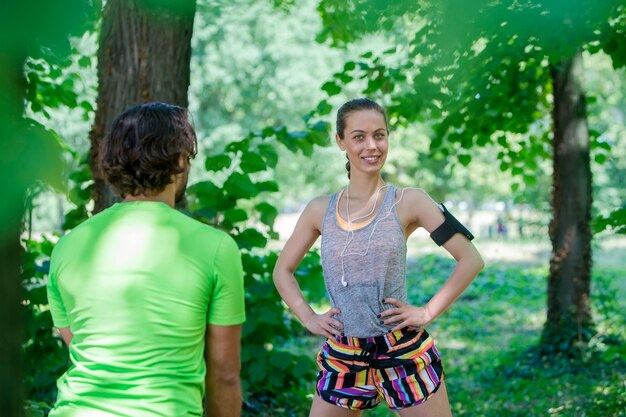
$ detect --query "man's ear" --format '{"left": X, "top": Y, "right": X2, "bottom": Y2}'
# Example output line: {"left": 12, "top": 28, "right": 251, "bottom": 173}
{"left": 336, "top": 133, "right": 345, "bottom": 151}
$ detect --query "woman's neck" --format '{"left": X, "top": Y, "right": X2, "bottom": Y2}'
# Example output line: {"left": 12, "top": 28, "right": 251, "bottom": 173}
{"left": 347, "top": 175, "right": 386, "bottom": 200}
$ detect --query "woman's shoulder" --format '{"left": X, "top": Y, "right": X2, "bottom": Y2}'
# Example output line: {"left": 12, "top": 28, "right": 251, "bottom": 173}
{"left": 294, "top": 194, "right": 334, "bottom": 233}
{"left": 394, "top": 186, "right": 443, "bottom": 225}
{"left": 395, "top": 186, "right": 434, "bottom": 205}
{"left": 304, "top": 194, "right": 333, "bottom": 216}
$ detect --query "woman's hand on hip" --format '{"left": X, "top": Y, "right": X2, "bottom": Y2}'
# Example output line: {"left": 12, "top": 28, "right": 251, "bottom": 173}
{"left": 378, "top": 298, "right": 433, "bottom": 332}
{"left": 303, "top": 307, "right": 344, "bottom": 338}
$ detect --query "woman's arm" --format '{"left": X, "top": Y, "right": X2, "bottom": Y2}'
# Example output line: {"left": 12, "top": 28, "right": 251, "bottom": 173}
{"left": 381, "top": 189, "right": 484, "bottom": 330}
{"left": 273, "top": 196, "right": 343, "bottom": 338}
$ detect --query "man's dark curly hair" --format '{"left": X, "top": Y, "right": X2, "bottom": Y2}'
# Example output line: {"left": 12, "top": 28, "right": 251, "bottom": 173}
{"left": 99, "top": 102, "right": 197, "bottom": 197}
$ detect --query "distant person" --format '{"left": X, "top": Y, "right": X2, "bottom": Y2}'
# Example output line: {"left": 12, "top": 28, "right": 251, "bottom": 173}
{"left": 273, "top": 98, "right": 484, "bottom": 416}
{"left": 497, "top": 217, "right": 507, "bottom": 239}
{"left": 46, "top": 103, "right": 245, "bottom": 417}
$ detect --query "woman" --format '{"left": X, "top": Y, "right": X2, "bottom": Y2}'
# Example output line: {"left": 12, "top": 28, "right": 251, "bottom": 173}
{"left": 273, "top": 98, "right": 484, "bottom": 416}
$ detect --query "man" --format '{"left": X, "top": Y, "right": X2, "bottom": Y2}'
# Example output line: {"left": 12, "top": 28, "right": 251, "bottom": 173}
{"left": 46, "top": 102, "right": 245, "bottom": 417}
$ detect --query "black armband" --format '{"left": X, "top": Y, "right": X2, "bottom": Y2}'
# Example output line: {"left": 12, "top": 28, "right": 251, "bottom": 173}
{"left": 430, "top": 204, "right": 474, "bottom": 246}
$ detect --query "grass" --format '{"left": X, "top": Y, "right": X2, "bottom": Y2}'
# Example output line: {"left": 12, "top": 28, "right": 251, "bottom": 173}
{"left": 282, "top": 253, "right": 626, "bottom": 417}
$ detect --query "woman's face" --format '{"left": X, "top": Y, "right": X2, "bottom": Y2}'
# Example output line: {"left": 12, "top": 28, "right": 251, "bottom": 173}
{"left": 337, "top": 109, "right": 388, "bottom": 177}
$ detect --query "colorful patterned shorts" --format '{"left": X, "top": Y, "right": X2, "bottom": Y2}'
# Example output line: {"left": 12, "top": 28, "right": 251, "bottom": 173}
{"left": 316, "top": 328, "right": 444, "bottom": 410}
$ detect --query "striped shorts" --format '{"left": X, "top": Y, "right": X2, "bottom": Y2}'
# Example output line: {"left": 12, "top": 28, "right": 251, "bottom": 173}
{"left": 316, "top": 328, "right": 444, "bottom": 410}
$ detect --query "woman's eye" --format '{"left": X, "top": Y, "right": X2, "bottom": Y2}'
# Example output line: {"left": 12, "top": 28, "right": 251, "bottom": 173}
{"left": 354, "top": 135, "right": 364, "bottom": 140}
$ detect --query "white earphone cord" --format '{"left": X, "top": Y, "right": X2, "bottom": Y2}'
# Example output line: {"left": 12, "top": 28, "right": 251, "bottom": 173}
{"left": 340, "top": 186, "right": 419, "bottom": 287}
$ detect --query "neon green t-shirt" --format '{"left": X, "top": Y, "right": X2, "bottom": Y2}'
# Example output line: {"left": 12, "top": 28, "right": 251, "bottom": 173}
{"left": 46, "top": 201, "right": 245, "bottom": 417}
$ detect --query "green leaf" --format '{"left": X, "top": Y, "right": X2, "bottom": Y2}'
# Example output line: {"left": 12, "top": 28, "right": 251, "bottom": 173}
{"left": 225, "top": 139, "right": 250, "bottom": 153}
{"left": 223, "top": 172, "right": 259, "bottom": 199}
{"left": 336, "top": 72, "right": 353, "bottom": 84}
{"left": 261, "top": 126, "right": 275, "bottom": 138}
{"left": 255, "top": 202, "right": 278, "bottom": 227}
{"left": 68, "top": 165, "right": 92, "bottom": 182}
{"left": 223, "top": 208, "right": 248, "bottom": 224}
{"left": 309, "top": 121, "right": 330, "bottom": 145}
{"left": 188, "top": 181, "right": 225, "bottom": 212}
{"left": 240, "top": 152, "right": 267, "bottom": 173}
{"left": 594, "top": 153, "right": 607, "bottom": 164}
{"left": 26, "top": 286, "right": 48, "bottom": 305}
{"left": 234, "top": 228, "right": 267, "bottom": 250}
{"left": 321, "top": 81, "right": 341, "bottom": 96}
{"left": 316, "top": 100, "right": 333, "bottom": 116}
{"left": 269, "top": 351, "right": 290, "bottom": 370}
{"left": 246, "top": 356, "right": 267, "bottom": 383}
{"left": 25, "top": 409, "right": 44, "bottom": 417}
{"left": 458, "top": 154, "right": 472, "bottom": 166}
{"left": 430, "top": 136, "right": 443, "bottom": 150}
{"left": 63, "top": 206, "right": 88, "bottom": 230}
{"left": 255, "top": 180, "right": 279, "bottom": 193}
{"left": 205, "top": 154, "right": 232, "bottom": 172}
{"left": 299, "top": 140, "right": 314, "bottom": 156}
{"left": 593, "top": 207, "right": 626, "bottom": 235}
{"left": 77, "top": 55, "right": 91, "bottom": 68}
{"left": 257, "top": 144, "right": 279, "bottom": 168}
{"left": 79, "top": 100, "right": 94, "bottom": 112}
{"left": 476, "top": 135, "right": 489, "bottom": 146}
{"left": 523, "top": 174, "right": 537, "bottom": 185}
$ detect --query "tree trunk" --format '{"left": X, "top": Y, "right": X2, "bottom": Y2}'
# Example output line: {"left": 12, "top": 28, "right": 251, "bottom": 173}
{"left": 544, "top": 51, "right": 593, "bottom": 350}
{"left": 0, "top": 222, "right": 24, "bottom": 417}
{"left": 90, "top": 0, "right": 196, "bottom": 213}
{"left": 0, "top": 44, "right": 27, "bottom": 416}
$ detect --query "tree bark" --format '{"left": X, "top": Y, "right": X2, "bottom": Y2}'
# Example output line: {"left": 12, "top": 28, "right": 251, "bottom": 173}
{"left": 544, "top": 50, "right": 593, "bottom": 349}
{"left": 0, "top": 44, "right": 27, "bottom": 416}
{"left": 0, "top": 222, "right": 24, "bottom": 417}
{"left": 90, "top": 0, "right": 196, "bottom": 213}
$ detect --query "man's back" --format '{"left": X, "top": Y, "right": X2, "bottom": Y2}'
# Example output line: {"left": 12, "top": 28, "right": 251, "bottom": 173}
{"left": 47, "top": 201, "right": 245, "bottom": 417}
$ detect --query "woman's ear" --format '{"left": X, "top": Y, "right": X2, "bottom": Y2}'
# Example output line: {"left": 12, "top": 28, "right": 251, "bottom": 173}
{"left": 336, "top": 133, "right": 345, "bottom": 151}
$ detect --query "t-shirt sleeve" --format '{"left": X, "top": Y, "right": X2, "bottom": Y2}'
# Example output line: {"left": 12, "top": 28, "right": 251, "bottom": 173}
{"left": 207, "top": 234, "right": 246, "bottom": 326}
{"left": 46, "top": 251, "right": 70, "bottom": 328}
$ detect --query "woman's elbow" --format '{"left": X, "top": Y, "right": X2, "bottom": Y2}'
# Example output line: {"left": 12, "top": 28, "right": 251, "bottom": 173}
{"left": 272, "top": 262, "right": 295, "bottom": 287}
{"left": 473, "top": 252, "right": 485, "bottom": 274}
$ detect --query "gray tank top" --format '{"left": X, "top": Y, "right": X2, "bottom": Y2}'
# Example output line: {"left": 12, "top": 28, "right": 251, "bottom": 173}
{"left": 320, "top": 185, "right": 407, "bottom": 337}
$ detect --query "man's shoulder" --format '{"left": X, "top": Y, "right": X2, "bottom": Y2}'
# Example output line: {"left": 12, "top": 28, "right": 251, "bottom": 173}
{"left": 51, "top": 211, "right": 105, "bottom": 252}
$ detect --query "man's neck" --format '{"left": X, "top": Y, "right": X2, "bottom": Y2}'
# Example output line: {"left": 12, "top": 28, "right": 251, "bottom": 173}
{"left": 123, "top": 184, "right": 176, "bottom": 208}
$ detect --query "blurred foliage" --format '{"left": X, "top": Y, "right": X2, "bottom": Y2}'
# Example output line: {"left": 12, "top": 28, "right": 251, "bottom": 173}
{"left": 594, "top": 207, "right": 626, "bottom": 235}
{"left": 0, "top": 1, "right": 98, "bottom": 237}
{"left": 316, "top": 0, "right": 626, "bottom": 215}
{"left": 22, "top": 236, "right": 69, "bottom": 405}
